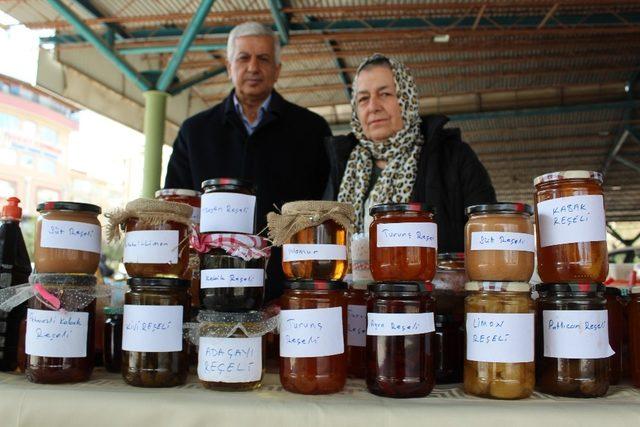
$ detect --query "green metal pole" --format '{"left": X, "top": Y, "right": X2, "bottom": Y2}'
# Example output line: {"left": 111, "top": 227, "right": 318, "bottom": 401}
{"left": 141, "top": 91, "right": 168, "bottom": 198}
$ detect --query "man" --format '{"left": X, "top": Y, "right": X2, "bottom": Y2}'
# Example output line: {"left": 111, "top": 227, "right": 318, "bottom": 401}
{"left": 165, "top": 22, "right": 332, "bottom": 301}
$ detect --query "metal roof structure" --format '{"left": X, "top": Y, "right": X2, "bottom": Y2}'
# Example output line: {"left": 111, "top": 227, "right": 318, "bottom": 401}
{"left": 1, "top": 0, "right": 639, "bottom": 219}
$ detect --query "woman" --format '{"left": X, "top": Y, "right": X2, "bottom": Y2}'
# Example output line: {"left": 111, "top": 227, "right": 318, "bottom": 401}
{"left": 325, "top": 53, "right": 496, "bottom": 252}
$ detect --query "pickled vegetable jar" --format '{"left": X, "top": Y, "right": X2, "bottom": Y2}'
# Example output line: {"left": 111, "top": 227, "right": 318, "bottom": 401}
{"left": 534, "top": 171, "right": 608, "bottom": 283}
{"left": 25, "top": 274, "right": 97, "bottom": 384}
{"left": 369, "top": 203, "right": 437, "bottom": 282}
{"left": 537, "top": 283, "right": 611, "bottom": 397}
{"left": 465, "top": 203, "right": 534, "bottom": 282}
{"left": 197, "top": 310, "right": 276, "bottom": 391}
{"left": 367, "top": 282, "right": 435, "bottom": 398}
{"left": 464, "top": 281, "right": 535, "bottom": 399}
{"left": 200, "top": 178, "right": 256, "bottom": 234}
{"left": 122, "top": 277, "right": 189, "bottom": 387}
{"left": 346, "top": 284, "right": 368, "bottom": 378}
{"left": 605, "top": 286, "right": 625, "bottom": 385}
{"left": 279, "top": 280, "right": 347, "bottom": 394}
{"left": 35, "top": 201, "right": 101, "bottom": 274}
{"left": 629, "top": 286, "right": 640, "bottom": 388}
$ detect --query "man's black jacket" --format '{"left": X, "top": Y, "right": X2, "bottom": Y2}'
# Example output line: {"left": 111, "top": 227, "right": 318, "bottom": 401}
{"left": 324, "top": 114, "right": 497, "bottom": 253}
{"left": 165, "top": 90, "right": 332, "bottom": 301}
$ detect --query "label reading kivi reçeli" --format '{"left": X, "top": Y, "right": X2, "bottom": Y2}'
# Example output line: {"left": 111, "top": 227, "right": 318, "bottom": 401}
{"left": 39, "top": 219, "right": 101, "bottom": 254}
{"left": 198, "top": 336, "right": 262, "bottom": 383}
{"left": 122, "top": 305, "right": 183, "bottom": 352}
{"left": 279, "top": 307, "right": 344, "bottom": 357}
{"left": 537, "top": 194, "right": 606, "bottom": 247}
{"left": 376, "top": 222, "right": 437, "bottom": 248}
{"left": 200, "top": 192, "right": 256, "bottom": 234}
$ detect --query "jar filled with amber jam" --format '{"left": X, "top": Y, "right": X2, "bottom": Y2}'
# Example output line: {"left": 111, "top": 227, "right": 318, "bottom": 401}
{"left": 122, "top": 277, "right": 190, "bottom": 387}
{"left": 465, "top": 203, "right": 534, "bottom": 282}
{"left": 464, "top": 282, "right": 535, "bottom": 399}
{"left": 25, "top": 274, "right": 96, "bottom": 384}
{"left": 537, "top": 283, "right": 610, "bottom": 397}
{"left": 628, "top": 286, "right": 640, "bottom": 388}
{"left": 279, "top": 280, "right": 347, "bottom": 394}
{"left": 367, "top": 282, "right": 435, "bottom": 398}
{"left": 534, "top": 171, "right": 608, "bottom": 283}
{"left": 346, "top": 282, "right": 368, "bottom": 378}
{"left": 369, "top": 203, "right": 437, "bottom": 282}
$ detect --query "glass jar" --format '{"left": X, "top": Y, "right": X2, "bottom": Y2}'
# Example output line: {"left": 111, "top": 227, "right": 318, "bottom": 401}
{"left": 367, "top": 282, "right": 435, "bottom": 398}
{"left": 629, "top": 286, "right": 640, "bottom": 388}
{"left": 34, "top": 202, "right": 101, "bottom": 274}
{"left": 534, "top": 171, "right": 608, "bottom": 283}
{"left": 201, "top": 178, "right": 256, "bottom": 234}
{"left": 435, "top": 314, "right": 465, "bottom": 384}
{"left": 351, "top": 233, "right": 373, "bottom": 286}
{"left": 465, "top": 203, "right": 534, "bottom": 282}
{"left": 122, "top": 277, "right": 190, "bottom": 387}
{"left": 605, "top": 286, "right": 625, "bottom": 385}
{"left": 279, "top": 280, "right": 347, "bottom": 395}
{"left": 197, "top": 310, "right": 276, "bottom": 391}
{"left": 346, "top": 284, "right": 368, "bottom": 378}
{"left": 199, "top": 244, "right": 266, "bottom": 312}
{"left": 282, "top": 221, "right": 347, "bottom": 281}
{"left": 537, "top": 283, "right": 610, "bottom": 397}
{"left": 464, "top": 282, "right": 535, "bottom": 399}
{"left": 103, "top": 306, "right": 123, "bottom": 373}
{"left": 369, "top": 203, "right": 437, "bottom": 282}
{"left": 156, "top": 188, "right": 201, "bottom": 226}
{"left": 123, "top": 216, "right": 190, "bottom": 279}
{"left": 25, "top": 274, "right": 96, "bottom": 384}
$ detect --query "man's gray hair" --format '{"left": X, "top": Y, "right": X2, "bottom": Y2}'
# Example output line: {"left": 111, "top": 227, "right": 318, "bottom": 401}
{"left": 226, "top": 22, "right": 281, "bottom": 64}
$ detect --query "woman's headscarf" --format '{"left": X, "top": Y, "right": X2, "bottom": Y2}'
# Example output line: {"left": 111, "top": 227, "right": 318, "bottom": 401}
{"left": 337, "top": 53, "right": 424, "bottom": 233}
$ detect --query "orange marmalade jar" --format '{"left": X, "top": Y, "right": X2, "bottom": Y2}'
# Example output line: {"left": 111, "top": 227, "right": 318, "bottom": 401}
{"left": 369, "top": 203, "right": 437, "bottom": 282}
{"left": 534, "top": 171, "right": 608, "bottom": 283}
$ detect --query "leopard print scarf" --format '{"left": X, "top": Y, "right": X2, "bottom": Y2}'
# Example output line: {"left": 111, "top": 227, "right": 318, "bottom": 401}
{"left": 337, "top": 54, "right": 424, "bottom": 233}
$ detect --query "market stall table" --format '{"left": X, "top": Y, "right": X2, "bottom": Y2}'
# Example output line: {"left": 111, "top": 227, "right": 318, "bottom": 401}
{"left": 0, "top": 370, "right": 639, "bottom": 426}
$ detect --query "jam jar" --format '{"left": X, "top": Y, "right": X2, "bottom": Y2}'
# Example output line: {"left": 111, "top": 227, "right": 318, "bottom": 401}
{"left": 25, "top": 274, "right": 97, "bottom": 384}
{"left": 537, "top": 283, "right": 611, "bottom": 397}
{"left": 122, "top": 277, "right": 190, "bottom": 387}
{"left": 155, "top": 188, "right": 201, "bottom": 226}
{"left": 605, "top": 286, "right": 625, "bottom": 385}
{"left": 346, "top": 283, "right": 368, "bottom": 378}
{"left": 433, "top": 253, "right": 466, "bottom": 384}
{"left": 279, "top": 280, "right": 347, "bottom": 395}
{"left": 367, "top": 282, "right": 435, "bottom": 398}
{"left": 629, "top": 286, "right": 640, "bottom": 388}
{"left": 465, "top": 203, "right": 534, "bottom": 282}
{"left": 197, "top": 310, "right": 277, "bottom": 391}
{"left": 121, "top": 200, "right": 192, "bottom": 279}
{"left": 464, "top": 282, "right": 535, "bottom": 400}
{"left": 534, "top": 171, "right": 608, "bottom": 283}
{"left": 201, "top": 178, "right": 256, "bottom": 234}
{"left": 103, "top": 306, "right": 123, "bottom": 373}
{"left": 35, "top": 202, "right": 101, "bottom": 274}
{"left": 199, "top": 236, "right": 268, "bottom": 312}
{"left": 351, "top": 233, "right": 373, "bottom": 285}
{"left": 280, "top": 202, "right": 349, "bottom": 281}
{"left": 369, "top": 203, "right": 437, "bottom": 282}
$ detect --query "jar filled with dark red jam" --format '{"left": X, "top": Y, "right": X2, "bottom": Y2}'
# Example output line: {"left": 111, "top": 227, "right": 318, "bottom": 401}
{"left": 367, "top": 281, "right": 435, "bottom": 398}
{"left": 279, "top": 280, "right": 347, "bottom": 395}
{"left": 369, "top": 203, "right": 437, "bottom": 282}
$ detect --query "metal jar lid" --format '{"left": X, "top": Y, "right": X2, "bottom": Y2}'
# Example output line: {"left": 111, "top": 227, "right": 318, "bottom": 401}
{"left": 533, "top": 170, "right": 603, "bottom": 186}
{"left": 466, "top": 202, "right": 533, "bottom": 216}
{"left": 283, "top": 279, "right": 347, "bottom": 291}
{"left": 369, "top": 281, "right": 433, "bottom": 293}
{"left": 201, "top": 177, "right": 255, "bottom": 191}
{"left": 465, "top": 281, "right": 531, "bottom": 292}
{"left": 155, "top": 188, "right": 201, "bottom": 198}
{"left": 369, "top": 202, "right": 436, "bottom": 216}
{"left": 537, "top": 283, "right": 604, "bottom": 294}
{"left": 37, "top": 201, "right": 101, "bottom": 214}
{"left": 127, "top": 277, "right": 191, "bottom": 288}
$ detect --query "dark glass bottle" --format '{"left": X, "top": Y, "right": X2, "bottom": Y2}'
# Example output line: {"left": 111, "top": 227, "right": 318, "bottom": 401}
{"left": 103, "top": 306, "right": 123, "bottom": 373}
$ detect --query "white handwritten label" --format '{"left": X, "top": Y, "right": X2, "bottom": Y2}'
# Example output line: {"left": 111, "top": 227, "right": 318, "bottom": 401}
{"left": 25, "top": 309, "right": 89, "bottom": 357}
{"left": 282, "top": 244, "right": 347, "bottom": 262}
{"left": 367, "top": 312, "right": 435, "bottom": 336}
{"left": 200, "top": 268, "right": 264, "bottom": 289}
{"left": 198, "top": 336, "right": 262, "bottom": 383}
{"left": 279, "top": 307, "right": 344, "bottom": 357}
{"left": 122, "top": 305, "right": 183, "bottom": 352}
{"left": 537, "top": 195, "right": 606, "bottom": 247}
{"left": 191, "top": 207, "right": 201, "bottom": 225}
{"left": 200, "top": 192, "right": 256, "bottom": 234}
{"left": 543, "top": 310, "right": 615, "bottom": 359}
{"left": 470, "top": 231, "right": 535, "bottom": 252}
{"left": 466, "top": 313, "right": 535, "bottom": 363}
{"left": 347, "top": 305, "right": 367, "bottom": 347}
{"left": 376, "top": 222, "right": 438, "bottom": 248}
{"left": 39, "top": 219, "right": 101, "bottom": 254}
{"left": 123, "top": 230, "right": 179, "bottom": 264}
